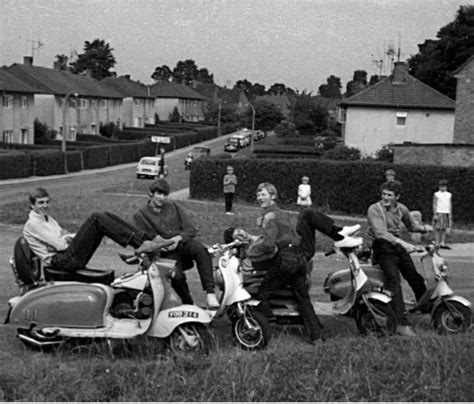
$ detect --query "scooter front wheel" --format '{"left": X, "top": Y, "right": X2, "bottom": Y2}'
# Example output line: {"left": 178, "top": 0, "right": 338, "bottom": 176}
{"left": 232, "top": 310, "right": 270, "bottom": 350}
{"left": 355, "top": 300, "right": 396, "bottom": 337}
{"left": 433, "top": 301, "right": 472, "bottom": 334}
{"left": 168, "top": 323, "right": 213, "bottom": 358}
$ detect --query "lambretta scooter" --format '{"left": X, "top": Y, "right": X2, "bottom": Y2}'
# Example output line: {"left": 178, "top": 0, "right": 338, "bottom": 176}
{"left": 5, "top": 238, "right": 213, "bottom": 356}
{"left": 235, "top": 225, "right": 397, "bottom": 337}
{"left": 207, "top": 240, "right": 271, "bottom": 350}
{"left": 325, "top": 244, "right": 472, "bottom": 334}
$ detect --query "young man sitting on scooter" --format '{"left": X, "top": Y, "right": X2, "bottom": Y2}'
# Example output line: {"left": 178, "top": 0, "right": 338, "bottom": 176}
{"left": 133, "top": 178, "right": 219, "bottom": 309}
{"left": 23, "top": 187, "right": 160, "bottom": 274}
{"left": 367, "top": 180, "right": 433, "bottom": 337}
{"left": 232, "top": 182, "right": 361, "bottom": 344}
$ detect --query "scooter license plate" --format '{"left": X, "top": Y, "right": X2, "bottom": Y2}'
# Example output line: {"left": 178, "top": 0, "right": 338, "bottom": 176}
{"left": 168, "top": 311, "right": 198, "bottom": 318}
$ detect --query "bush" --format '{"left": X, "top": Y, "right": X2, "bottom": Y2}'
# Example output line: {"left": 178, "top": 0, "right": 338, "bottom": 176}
{"left": 31, "top": 150, "right": 65, "bottom": 176}
{"left": 0, "top": 152, "right": 32, "bottom": 179}
{"left": 373, "top": 144, "right": 394, "bottom": 162}
{"left": 99, "top": 122, "right": 120, "bottom": 138}
{"left": 66, "top": 150, "right": 83, "bottom": 172}
{"left": 190, "top": 158, "right": 474, "bottom": 224}
{"left": 324, "top": 144, "right": 361, "bottom": 160}
{"left": 274, "top": 120, "right": 298, "bottom": 137}
{"left": 169, "top": 106, "right": 181, "bottom": 122}
{"left": 83, "top": 145, "right": 110, "bottom": 169}
{"left": 34, "top": 119, "right": 53, "bottom": 144}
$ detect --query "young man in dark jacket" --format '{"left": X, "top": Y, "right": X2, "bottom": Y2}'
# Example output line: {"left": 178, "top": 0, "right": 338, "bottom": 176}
{"left": 133, "top": 179, "right": 218, "bottom": 308}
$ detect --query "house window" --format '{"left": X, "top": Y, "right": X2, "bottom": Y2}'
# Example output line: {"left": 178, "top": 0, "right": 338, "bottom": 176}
{"left": 21, "top": 96, "right": 28, "bottom": 108}
{"left": 396, "top": 111, "right": 407, "bottom": 126}
{"left": 134, "top": 99, "right": 142, "bottom": 106}
{"left": 2, "top": 130, "right": 13, "bottom": 143}
{"left": 154, "top": 99, "right": 159, "bottom": 107}
{"left": 78, "top": 98, "right": 88, "bottom": 109}
{"left": 3, "top": 95, "right": 13, "bottom": 108}
{"left": 91, "top": 99, "right": 98, "bottom": 108}
{"left": 101, "top": 99, "right": 107, "bottom": 109}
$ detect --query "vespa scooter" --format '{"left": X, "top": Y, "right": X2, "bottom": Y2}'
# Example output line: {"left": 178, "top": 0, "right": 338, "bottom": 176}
{"left": 207, "top": 240, "right": 271, "bottom": 350}
{"left": 5, "top": 239, "right": 213, "bottom": 357}
{"left": 324, "top": 244, "right": 472, "bottom": 334}
{"left": 232, "top": 225, "right": 397, "bottom": 337}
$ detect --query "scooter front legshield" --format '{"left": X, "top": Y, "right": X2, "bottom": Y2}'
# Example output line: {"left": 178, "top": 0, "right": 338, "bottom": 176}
{"left": 147, "top": 304, "right": 213, "bottom": 338}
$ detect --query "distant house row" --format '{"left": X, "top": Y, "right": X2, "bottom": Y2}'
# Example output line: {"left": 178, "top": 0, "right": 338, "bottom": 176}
{"left": 0, "top": 56, "right": 208, "bottom": 144}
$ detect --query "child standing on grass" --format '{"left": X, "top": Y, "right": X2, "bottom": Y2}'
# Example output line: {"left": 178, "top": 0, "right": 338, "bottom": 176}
{"left": 223, "top": 166, "right": 238, "bottom": 215}
{"left": 297, "top": 176, "right": 312, "bottom": 210}
{"left": 432, "top": 179, "right": 452, "bottom": 249}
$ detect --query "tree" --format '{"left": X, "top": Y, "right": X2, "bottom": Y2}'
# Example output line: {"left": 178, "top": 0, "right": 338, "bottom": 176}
{"left": 274, "top": 120, "right": 298, "bottom": 137}
{"left": 54, "top": 54, "right": 70, "bottom": 71}
{"left": 345, "top": 70, "right": 368, "bottom": 97}
{"left": 151, "top": 65, "right": 172, "bottom": 81}
{"left": 253, "top": 99, "right": 285, "bottom": 131}
{"left": 234, "top": 79, "right": 266, "bottom": 100}
{"left": 268, "top": 83, "right": 289, "bottom": 95}
{"left": 204, "top": 100, "right": 238, "bottom": 124}
{"left": 318, "top": 75, "right": 342, "bottom": 98}
{"left": 408, "top": 5, "right": 474, "bottom": 99}
{"left": 70, "top": 39, "right": 116, "bottom": 80}
{"left": 196, "top": 68, "right": 214, "bottom": 84}
{"left": 172, "top": 59, "right": 199, "bottom": 85}
{"left": 169, "top": 106, "right": 181, "bottom": 122}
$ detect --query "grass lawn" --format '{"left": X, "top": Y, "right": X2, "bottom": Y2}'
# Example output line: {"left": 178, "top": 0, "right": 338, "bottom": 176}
{"left": 0, "top": 190, "right": 473, "bottom": 401}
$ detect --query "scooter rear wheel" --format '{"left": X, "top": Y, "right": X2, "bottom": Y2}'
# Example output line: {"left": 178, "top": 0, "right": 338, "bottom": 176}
{"left": 168, "top": 323, "right": 213, "bottom": 358}
{"left": 355, "top": 300, "right": 396, "bottom": 337}
{"left": 433, "top": 301, "right": 472, "bottom": 334}
{"left": 232, "top": 310, "right": 270, "bottom": 350}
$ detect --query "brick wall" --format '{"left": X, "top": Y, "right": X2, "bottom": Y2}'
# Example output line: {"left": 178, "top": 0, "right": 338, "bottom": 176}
{"left": 453, "top": 59, "right": 474, "bottom": 144}
{"left": 393, "top": 144, "right": 474, "bottom": 167}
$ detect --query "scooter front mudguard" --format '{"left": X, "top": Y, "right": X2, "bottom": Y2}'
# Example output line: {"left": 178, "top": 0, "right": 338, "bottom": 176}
{"left": 7, "top": 282, "right": 113, "bottom": 329}
{"left": 431, "top": 295, "right": 472, "bottom": 316}
{"left": 147, "top": 304, "right": 212, "bottom": 338}
{"left": 365, "top": 291, "right": 391, "bottom": 304}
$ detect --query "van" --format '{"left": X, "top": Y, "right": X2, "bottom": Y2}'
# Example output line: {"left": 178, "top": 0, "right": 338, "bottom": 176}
{"left": 231, "top": 133, "right": 249, "bottom": 147}
{"left": 136, "top": 156, "right": 168, "bottom": 179}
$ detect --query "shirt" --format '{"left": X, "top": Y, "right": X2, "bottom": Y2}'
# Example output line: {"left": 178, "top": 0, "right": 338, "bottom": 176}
{"left": 223, "top": 174, "right": 238, "bottom": 193}
{"left": 133, "top": 200, "right": 197, "bottom": 242}
{"left": 367, "top": 200, "right": 423, "bottom": 244}
{"left": 247, "top": 203, "right": 300, "bottom": 262}
{"left": 297, "top": 184, "right": 312, "bottom": 206}
{"left": 23, "top": 210, "right": 71, "bottom": 265}
{"left": 433, "top": 191, "right": 452, "bottom": 214}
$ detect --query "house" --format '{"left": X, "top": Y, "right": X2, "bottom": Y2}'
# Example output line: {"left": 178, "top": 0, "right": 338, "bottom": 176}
{"left": 339, "top": 62, "right": 456, "bottom": 156}
{"left": 6, "top": 57, "right": 124, "bottom": 139}
{"left": 391, "top": 57, "right": 474, "bottom": 167}
{"left": 148, "top": 80, "right": 206, "bottom": 122}
{"left": 101, "top": 75, "right": 155, "bottom": 128}
{"left": 0, "top": 68, "right": 37, "bottom": 144}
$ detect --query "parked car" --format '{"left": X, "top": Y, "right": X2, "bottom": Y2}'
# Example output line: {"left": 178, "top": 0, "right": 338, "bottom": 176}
{"left": 224, "top": 138, "right": 243, "bottom": 152}
{"left": 136, "top": 156, "right": 168, "bottom": 179}
{"left": 254, "top": 130, "right": 265, "bottom": 142}
{"left": 190, "top": 146, "right": 211, "bottom": 159}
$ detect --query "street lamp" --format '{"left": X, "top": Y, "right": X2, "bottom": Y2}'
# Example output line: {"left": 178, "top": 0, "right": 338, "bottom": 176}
{"left": 217, "top": 100, "right": 222, "bottom": 137}
{"left": 62, "top": 91, "right": 78, "bottom": 173}
{"left": 249, "top": 102, "right": 255, "bottom": 153}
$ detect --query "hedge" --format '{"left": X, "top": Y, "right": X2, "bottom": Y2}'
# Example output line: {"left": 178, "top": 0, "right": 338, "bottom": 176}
{"left": 31, "top": 150, "right": 65, "bottom": 176}
{"left": 190, "top": 158, "right": 474, "bottom": 224}
{"left": 83, "top": 145, "right": 109, "bottom": 169}
{"left": 0, "top": 152, "right": 32, "bottom": 179}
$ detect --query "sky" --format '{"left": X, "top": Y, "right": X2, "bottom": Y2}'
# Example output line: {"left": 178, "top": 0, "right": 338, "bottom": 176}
{"left": 1, "top": 0, "right": 472, "bottom": 93}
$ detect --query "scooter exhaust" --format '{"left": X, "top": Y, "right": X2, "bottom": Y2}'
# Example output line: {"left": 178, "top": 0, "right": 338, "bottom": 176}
{"left": 17, "top": 333, "right": 65, "bottom": 349}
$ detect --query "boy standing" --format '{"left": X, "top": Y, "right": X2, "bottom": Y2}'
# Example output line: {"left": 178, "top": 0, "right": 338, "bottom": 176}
{"left": 432, "top": 179, "right": 452, "bottom": 249}
{"left": 223, "top": 166, "right": 238, "bottom": 215}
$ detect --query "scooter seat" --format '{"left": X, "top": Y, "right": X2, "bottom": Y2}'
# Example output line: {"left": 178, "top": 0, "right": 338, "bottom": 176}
{"left": 44, "top": 267, "right": 115, "bottom": 285}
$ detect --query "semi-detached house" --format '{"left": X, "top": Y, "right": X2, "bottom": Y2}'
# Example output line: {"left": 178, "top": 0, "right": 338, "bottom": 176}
{"left": 6, "top": 57, "right": 124, "bottom": 140}
{"left": 0, "top": 68, "right": 37, "bottom": 144}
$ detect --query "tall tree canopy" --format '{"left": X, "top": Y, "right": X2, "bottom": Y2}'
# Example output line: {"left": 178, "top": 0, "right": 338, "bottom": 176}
{"left": 268, "top": 83, "right": 293, "bottom": 96}
{"left": 318, "top": 75, "right": 342, "bottom": 98}
{"left": 252, "top": 99, "right": 285, "bottom": 131}
{"left": 408, "top": 5, "right": 474, "bottom": 99}
{"left": 234, "top": 79, "right": 266, "bottom": 100}
{"left": 70, "top": 39, "right": 116, "bottom": 80}
{"left": 151, "top": 65, "right": 172, "bottom": 81}
{"left": 54, "top": 54, "right": 70, "bottom": 71}
{"left": 345, "top": 70, "right": 368, "bottom": 97}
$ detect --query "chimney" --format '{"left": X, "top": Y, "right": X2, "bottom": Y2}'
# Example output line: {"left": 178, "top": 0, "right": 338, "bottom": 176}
{"left": 392, "top": 62, "right": 408, "bottom": 84}
{"left": 124, "top": 74, "right": 131, "bottom": 80}
{"left": 109, "top": 71, "right": 117, "bottom": 78}
{"left": 23, "top": 56, "right": 33, "bottom": 66}
{"left": 53, "top": 61, "right": 61, "bottom": 70}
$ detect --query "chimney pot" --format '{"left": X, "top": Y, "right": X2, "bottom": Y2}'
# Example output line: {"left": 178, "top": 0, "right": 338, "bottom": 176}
{"left": 392, "top": 62, "right": 408, "bottom": 84}
{"left": 24, "top": 56, "right": 33, "bottom": 66}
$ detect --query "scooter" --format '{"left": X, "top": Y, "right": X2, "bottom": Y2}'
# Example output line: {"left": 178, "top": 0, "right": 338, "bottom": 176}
{"left": 5, "top": 241, "right": 214, "bottom": 357}
{"left": 324, "top": 244, "right": 472, "bottom": 334}
{"left": 233, "top": 225, "right": 397, "bottom": 337}
{"left": 207, "top": 240, "right": 271, "bottom": 350}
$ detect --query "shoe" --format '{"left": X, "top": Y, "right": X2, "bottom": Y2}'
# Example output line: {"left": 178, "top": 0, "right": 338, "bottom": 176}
{"left": 225, "top": 211, "right": 235, "bottom": 215}
{"left": 334, "top": 236, "right": 363, "bottom": 248}
{"left": 338, "top": 224, "right": 361, "bottom": 237}
{"left": 206, "top": 292, "right": 219, "bottom": 309}
{"left": 396, "top": 325, "right": 417, "bottom": 337}
{"left": 440, "top": 245, "right": 451, "bottom": 250}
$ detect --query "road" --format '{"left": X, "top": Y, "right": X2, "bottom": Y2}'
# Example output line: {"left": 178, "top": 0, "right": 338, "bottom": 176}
{"left": 0, "top": 133, "right": 235, "bottom": 205}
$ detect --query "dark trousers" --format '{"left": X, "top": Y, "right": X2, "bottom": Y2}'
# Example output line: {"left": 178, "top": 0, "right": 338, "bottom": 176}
{"left": 372, "top": 239, "right": 427, "bottom": 325}
{"left": 296, "top": 208, "right": 339, "bottom": 260}
{"left": 255, "top": 248, "right": 322, "bottom": 341}
{"left": 51, "top": 212, "right": 146, "bottom": 272}
{"left": 224, "top": 192, "right": 234, "bottom": 212}
{"left": 162, "top": 239, "right": 214, "bottom": 304}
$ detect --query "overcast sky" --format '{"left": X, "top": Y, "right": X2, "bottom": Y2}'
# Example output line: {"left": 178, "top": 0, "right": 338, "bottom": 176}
{"left": 1, "top": 0, "right": 472, "bottom": 92}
